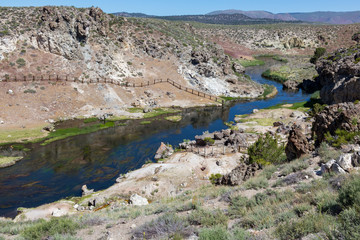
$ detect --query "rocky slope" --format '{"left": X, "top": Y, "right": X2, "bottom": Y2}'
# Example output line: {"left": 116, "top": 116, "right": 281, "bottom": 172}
{"left": 315, "top": 44, "right": 360, "bottom": 104}
{"left": 0, "top": 6, "right": 263, "bottom": 97}
{"left": 193, "top": 23, "right": 360, "bottom": 58}
{"left": 0, "top": 6, "right": 266, "bottom": 138}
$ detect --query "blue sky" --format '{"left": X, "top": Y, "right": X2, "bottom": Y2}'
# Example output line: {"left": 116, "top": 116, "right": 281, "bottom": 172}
{"left": 1, "top": 0, "right": 360, "bottom": 15}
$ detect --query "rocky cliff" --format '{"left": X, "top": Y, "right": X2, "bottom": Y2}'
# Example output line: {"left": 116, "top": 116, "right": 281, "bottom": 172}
{"left": 0, "top": 6, "right": 262, "bottom": 98}
{"left": 315, "top": 45, "right": 360, "bottom": 104}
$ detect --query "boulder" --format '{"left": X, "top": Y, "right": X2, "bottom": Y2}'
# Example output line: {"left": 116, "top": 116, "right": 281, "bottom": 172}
{"left": 225, "top": 76, "right": 237, "bottom": 84}
{"left": 215, "top": 163, "right": 261, "bottom": 186}
{"left": 129, "top": 194, "right": 148, "bottom": 206}
{"left": 352, "top": 32, "right": 360, "bottom": 43}
{"left": 52, "top": 208, "right": 68, "bottom": 217}
{"left": 87, "top": 195, "right": 106, "bottom": 207}
{"left": 232, "top": 62, "right": 245, "bottom": 74}
{"left": 315, "top": 45, "right": 360, "bottom": 104}
{"left": 81, "top": 185, "right": 94, "bottom": 196}
{"left": 312, "top": 102, "right": 360, "bottom": 144}
{"left": 337, "top": 154, "right": 353, "bottom": 171}
{"left": 352, "top": 152, "right": 360, "bottom": 167}
{"left": 154, "top": 142, "right": 174, "bottom": 160}
{"left": 283, "top": 80, "right": 299, "bottom": 90}
{"left": 290, "top": 111, "right": 306, "bottom": 119}
{"left": 331, "top": 163, "right": 347, "bottom": 174}
{"left": 213, "top": 131, "right": 224, "bottom": 140}
{"left": 285, "top": 125, "right": 313, "bottom": 160}
{"left": 320, "top": 159, "right": 336, "bottom": 175}
{"left": 222, "top": 129, "right": 231, "bottom": 138}
{"left": 273, "top": 121, "right": 284, "bottom": 127}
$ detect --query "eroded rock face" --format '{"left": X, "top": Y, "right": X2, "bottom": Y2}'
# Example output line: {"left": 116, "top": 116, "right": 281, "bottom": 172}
{"left": 312, "top": 102, "right": 360, "bottom": 144}
{"left": 130, "top": 194, "right": 148, "bottom": 206}
{"left": 315, "top": 45, "right": 360, "bottom": 104}
{"left": 285, "top": 125, "right": 312, "bottom": 160}
{"left": 216, "top": 162, "right": 262, "bottom": 186}
{"left": 154, "top": 142, "right": 174, "bottom": 160}
{"left": 283, "top": 80, "right": 299, "bottom": 90}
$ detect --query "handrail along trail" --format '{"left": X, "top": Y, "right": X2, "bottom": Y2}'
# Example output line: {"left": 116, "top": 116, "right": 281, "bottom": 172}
{"left": 0, "top": 75, "right": 222, "bottom": 103}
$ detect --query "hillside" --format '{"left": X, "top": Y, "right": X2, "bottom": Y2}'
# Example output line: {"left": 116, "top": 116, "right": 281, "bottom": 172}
{"left": 209, "top": 9, "right": 360, "bottom": 24}
{"left": 193, "top": 23, "right": 360, "bottom": 58}
{"left": 113, "top": 12, "right": 297, "bottom": 25}
{"left": 208, "top": 9, "right": 298, "bottom": 21}
{"left": 0, "top": 6, "right": 265, "bottom": 135}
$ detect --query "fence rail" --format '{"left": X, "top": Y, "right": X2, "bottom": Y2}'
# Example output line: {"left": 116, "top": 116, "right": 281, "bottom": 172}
{"left": 0, "top": 75, "right": 222, "bottom": 103}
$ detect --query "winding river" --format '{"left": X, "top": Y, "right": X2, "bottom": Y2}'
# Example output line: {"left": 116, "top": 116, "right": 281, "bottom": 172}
{"left": 0, "top": 59, "right": 310, "bottom": 218}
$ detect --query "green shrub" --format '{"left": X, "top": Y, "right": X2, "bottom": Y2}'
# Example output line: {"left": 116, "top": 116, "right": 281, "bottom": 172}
{"left": 199, "top": 226, "right": 229, "bottom": 240}
{"left": 83, "top": 117, "right": 98, "bottom": 123}
{"left": 204, "top": 137, "right": 215, "bottom": 145}
{"left": 188, "top": 208, "right": 228, "bottom": 227}
{"left": 229, "top": 196, "right": 251, "bottom": 217}
{"left": 325, "top": 129, "right": 360, "bottom": 148}
{"left": 279, "top": 157, "right": 309, "bottom": 176}
{"left": 24, "top": 89, "right": 36, "bottom": 94}
{"left": 261, "top": 69, "right": 288, "bottom": 83}
{"left": 209, "top": 173, "right": 222, "bottom": 185}
{"left": 16, "top": 58, "right": 26, "bottom": 67}
{"left": 314, "top": 191, "right": 341, "bottom": 215}
{"left": 337, "top": 208, "right": 360, "bottom": 239}
{"left": 293, "top": 203, "right": 312, "bottom": 217}
{"left": 338, "top": 175, "right": 360, "bottom": 210}
{"left": 230, "top": 227, "right": 251, "bottom": 240}
{"left": 259, "top": 165, "right": 277, "bottom": 180}
{"left": 248, "top": 133, "right": 285, "bottom": 165}
{"left": 243, "top": 176, "right": 269, "bottom": 190}
{"left": 310, "top": 47, "right": 326, "bottom": 64}
{"left": 21, "top": 218, "right": 79, "bottom": 240}
{"left": 275, "top": 213, "right": 335, "bottom": 240}
{"left": 317, "top": 142, "right": 341, "bottom": 163}
{"left": 309, "top": 103, "right": 326, "bottom": 117}
{"left": 240, "top": 206, "right": 274, "bottom": 229}
{"left": 133, "top": 213, "right": 194, "bottom": 239}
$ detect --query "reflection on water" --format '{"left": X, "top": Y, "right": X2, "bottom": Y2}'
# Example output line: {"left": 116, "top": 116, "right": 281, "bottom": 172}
{"left": 0, "top": 59, "right": 310, "bottom": 217}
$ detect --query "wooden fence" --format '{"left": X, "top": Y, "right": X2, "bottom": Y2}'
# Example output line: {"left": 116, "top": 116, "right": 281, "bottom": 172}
{"left": 0, "top": 75, "right": 222, "bottom": 103}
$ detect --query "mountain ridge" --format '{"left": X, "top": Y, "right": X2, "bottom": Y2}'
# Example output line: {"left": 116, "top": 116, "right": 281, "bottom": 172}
{"left": 208, "top": 9, "right": 360, "bottom": 24}
{"left": 112, "top": 12, "right": 299, "bottom": 25}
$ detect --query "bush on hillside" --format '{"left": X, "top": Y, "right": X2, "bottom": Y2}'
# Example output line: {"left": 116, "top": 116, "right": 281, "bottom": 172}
{"left": 248, "top": 133, "right": 285, "bottom": 165}
{"left": 310, "top": 47, "right": 326, "bottom": 64}
{"left": 338, "top": 175, "right": 360, "bottom": 209}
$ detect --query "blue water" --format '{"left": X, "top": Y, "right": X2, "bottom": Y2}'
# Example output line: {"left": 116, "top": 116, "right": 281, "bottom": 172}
{"left": 0, "top": 59, "right": 310, "bottom": 218}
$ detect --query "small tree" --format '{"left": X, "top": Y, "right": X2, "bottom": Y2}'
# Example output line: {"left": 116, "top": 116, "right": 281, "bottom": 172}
{"left": 248, "top": 133, "right": 285, "bottom": 165}
{"left": 310, "top": 47, "right": 326, "bottom": 64}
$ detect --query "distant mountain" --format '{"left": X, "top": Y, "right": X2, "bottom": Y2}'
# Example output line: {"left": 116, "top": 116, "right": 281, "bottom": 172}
{"left": 208, "top": 10, "right": 360, "bottom": 24}
{"left": 208, "top": 10, "right": 297, "bottom": 21}
{"left": 112, "top": 12, "right": 153, "bottom": 18}
{"left": 290, "top": 11, "right": 360, "bottom": 24}
{"left": 112, "top": 12, "right": 298, "bottom": 25}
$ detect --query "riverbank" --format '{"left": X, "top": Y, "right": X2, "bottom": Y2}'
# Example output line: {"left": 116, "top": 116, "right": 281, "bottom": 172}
{"left": 8, "top": 101, "right": 311, "bottom": 221}
{"left": 261, "top": 56, "right": 317, "bottom": 89}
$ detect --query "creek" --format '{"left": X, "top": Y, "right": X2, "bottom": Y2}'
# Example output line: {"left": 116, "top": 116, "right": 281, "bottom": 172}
{"left": 0, "top": 58, "right": 310, "bottom": 218}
